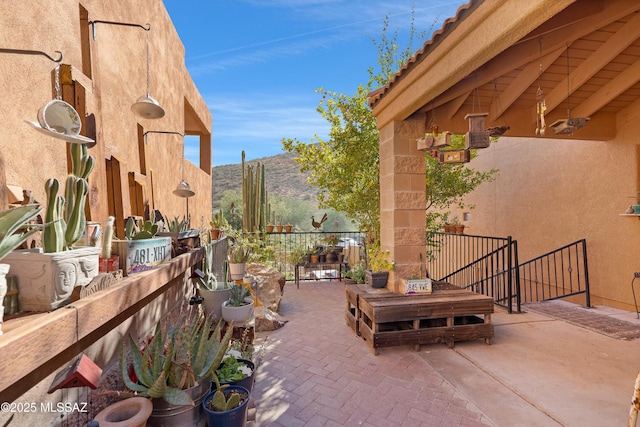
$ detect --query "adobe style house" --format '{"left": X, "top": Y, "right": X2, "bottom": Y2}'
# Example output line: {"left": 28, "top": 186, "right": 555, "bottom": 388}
{"left": 370, "top": 0, "right": 640, "bottom": 312}
{"left": 0, "top": 1, "right": 213, "bottom": 422}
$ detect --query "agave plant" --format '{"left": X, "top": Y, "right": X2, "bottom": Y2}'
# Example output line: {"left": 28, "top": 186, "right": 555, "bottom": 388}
{"left": 0, "top": 204, "right": 48, "bottom": 261}
{"left": 121, "top": 310, "right": 234, "bottom": 406}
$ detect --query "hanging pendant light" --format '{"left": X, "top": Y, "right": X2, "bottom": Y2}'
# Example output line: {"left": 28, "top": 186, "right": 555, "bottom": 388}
{"left": 131, "top": 25, "right": 165, "bottom": 119}
{"left": 173, "top": 180, "right": 195, "bottom": 198}
{"left": 173, "top": 158, "right": 195, "bottom": 225}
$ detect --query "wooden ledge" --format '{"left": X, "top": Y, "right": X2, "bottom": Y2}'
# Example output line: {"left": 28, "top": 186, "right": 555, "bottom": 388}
{"left": 0, "top": 248, "right": 204, "bottom": 402}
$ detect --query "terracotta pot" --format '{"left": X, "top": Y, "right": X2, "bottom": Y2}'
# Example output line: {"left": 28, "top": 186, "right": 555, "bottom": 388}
{"left": 276, "top": 225, "right": 284, "bottom": 233}
{"left": 266, "top": 225, "right": 274, "bottom": 233}
{"left": 455, "top": 224, "right": 465, "bottom": 234}
{"left": 210, "top": 228, "right": 222, "bottom": 240}
{"left": 310, "top": 255, "right": 319, "bottom": 263}
{"left": 285, "top": 225, "right": 293, "bottom": 233}
{"left": 93, "top": 397, "right": 153, "bottom": 427}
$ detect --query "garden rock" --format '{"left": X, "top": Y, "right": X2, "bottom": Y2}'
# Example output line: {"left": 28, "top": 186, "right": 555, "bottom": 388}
{"left": 255, "top": 306, "right": 288, "bottom": 332}
{"left": 245, "top": 263, "right": 285, "bottom": 312}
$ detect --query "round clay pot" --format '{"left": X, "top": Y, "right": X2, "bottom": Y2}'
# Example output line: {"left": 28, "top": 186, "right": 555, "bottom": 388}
{"left": 93, "top": 397, "right": 153, "bottom": 427}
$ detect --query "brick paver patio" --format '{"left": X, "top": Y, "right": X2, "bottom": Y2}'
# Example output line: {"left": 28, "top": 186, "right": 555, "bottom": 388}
{"left": 251, "top": 281, "right": 495, "bottom": 427}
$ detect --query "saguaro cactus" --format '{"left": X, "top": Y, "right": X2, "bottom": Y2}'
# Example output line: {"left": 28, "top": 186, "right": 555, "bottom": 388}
{"left": 241, "top": 151, "right": 268, "bottom": 232}
{"left": 43, "top": 144, "right": 95, "bottom": 252}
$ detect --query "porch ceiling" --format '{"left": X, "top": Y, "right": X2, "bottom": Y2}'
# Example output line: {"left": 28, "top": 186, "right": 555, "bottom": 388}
{"left": 370, "top": 0, "right": 640, "bottom": 141}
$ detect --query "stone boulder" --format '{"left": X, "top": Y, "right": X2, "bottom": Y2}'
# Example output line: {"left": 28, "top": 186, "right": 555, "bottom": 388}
{"left": 245, "top": 263, "right": 285, "bottom": 313}
{"left": 254, "top": 306, "right": 288, "bottom": 332}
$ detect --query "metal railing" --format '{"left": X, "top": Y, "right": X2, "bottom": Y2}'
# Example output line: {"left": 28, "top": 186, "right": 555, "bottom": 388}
{"left": 245, "top": 231, "right": 365, "bottom": 281}
{"left": 518, "top": 239, "right": 590, "bottom": 307}
{"left": 427, "top": 232, "right": 520, "bottom": 313}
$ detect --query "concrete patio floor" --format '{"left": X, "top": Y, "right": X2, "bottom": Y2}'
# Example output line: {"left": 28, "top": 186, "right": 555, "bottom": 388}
{"left": 251, "top": 280, "right": 640, "bottom": 427}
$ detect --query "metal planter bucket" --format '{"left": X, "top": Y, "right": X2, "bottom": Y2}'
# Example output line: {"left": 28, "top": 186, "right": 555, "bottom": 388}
{"left": 147, "top": 379, "right": 211, "bottom": 427}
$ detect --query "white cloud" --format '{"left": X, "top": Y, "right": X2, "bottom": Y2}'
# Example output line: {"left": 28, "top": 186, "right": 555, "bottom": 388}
{"left": 203, "top": 92, "right": 330, "bottom": 166}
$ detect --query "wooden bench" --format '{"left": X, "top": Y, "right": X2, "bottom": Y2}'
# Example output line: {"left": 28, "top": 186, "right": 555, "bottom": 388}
{"left": 345, "top": 284, "right": 494, "bottom": 354}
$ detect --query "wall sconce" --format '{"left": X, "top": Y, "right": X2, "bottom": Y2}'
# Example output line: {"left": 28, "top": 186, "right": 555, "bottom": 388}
{"left": 89, "top": 20, "right": 165, "bottom": 119}
{"left": 143, "top": 130, "right": 183, "bottom": 144}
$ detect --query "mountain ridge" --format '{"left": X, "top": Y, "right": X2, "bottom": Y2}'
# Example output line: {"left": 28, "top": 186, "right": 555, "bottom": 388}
{"left": 211, "top": 151, "right": 320, "bottom": 207}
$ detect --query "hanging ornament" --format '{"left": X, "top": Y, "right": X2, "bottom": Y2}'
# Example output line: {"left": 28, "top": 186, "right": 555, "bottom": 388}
{"left": 465, "top": 77, "right": 490, "bottom": 149}
{"left": 549, "top": 43, "right": 589, "bottom": 134}
{"left": 535, "top": 38, "right": 547, "bottom": 136}
{"left": 486, "top": 79, "right": 510, "bottom": 137}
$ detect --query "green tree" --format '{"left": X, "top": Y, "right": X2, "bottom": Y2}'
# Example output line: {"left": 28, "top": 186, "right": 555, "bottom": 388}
{"left": 282, "top": 14, "right": 496, "bottom": 245}
{"left": 282, "top": 16, "right": 416, "bottom": 236}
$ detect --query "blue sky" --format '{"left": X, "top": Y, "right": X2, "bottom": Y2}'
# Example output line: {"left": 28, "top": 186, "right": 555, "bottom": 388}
{"left": 162, "top": 0, "right": 464, "bottom": 167}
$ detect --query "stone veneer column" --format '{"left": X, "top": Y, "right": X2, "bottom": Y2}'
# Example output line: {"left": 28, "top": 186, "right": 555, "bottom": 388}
{"left": 378, "top": 118, "right": 426, "bottom": 292}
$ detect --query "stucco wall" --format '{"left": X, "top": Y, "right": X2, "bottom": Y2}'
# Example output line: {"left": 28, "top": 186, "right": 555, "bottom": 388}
{"left": 0, "top": 0, "right": 212, "bottom": 229}
{"left": 451, "top": 131, "right": 640, "bottom": 310}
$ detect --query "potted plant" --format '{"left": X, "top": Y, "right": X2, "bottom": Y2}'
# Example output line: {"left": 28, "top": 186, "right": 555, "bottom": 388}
{"left": 3, "top": 144, "right": 101, "bottom": 311}
{"left": 110, "top": 215, "right": 172, "bottom": 276}
{"left": 284, "top": 223, "right": 293, "bottom": 233}
{"left": 450, "top": 216, "right": 465, "bottom": 234}
{"left": 119, "top": 309, "right": 234, "bottom": 426}
{"left": 0, "top": 204, "right": 49, "bottom": 334}
{"left": 221, "top": 282, "right": 254, "bottom": 326}
{"left": 216, "top": 349, "right": 255, "bottom": 393}
{"left": 202, "top": 383, "right": 250, "bottom": 427}
{"left": 289, "top": 246, "right": 307, "bottom": 267}
{"left": 157, "top": 215, "right": 200, "bottom": 255}
{"left": 344, "top": 261, "right": 366, "bottom": 285}
{"left": 365, "top": 248, "right": 394, "bottom": 288}
{"left": 197, "top": 242, "right": 232, "bottom": 320}
{"left": 228, "top": 236, "right": 251, "bottom": 281}
{"left": 209, "top": 211, "right": 226, "bottom": 240}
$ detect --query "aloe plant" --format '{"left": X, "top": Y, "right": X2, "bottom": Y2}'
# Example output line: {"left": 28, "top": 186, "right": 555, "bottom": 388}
{"left": 121, "top": 311, "right": 234, "bottom": 406}
{"left": 0, "top": 204, "right": 49, "bottom": 261}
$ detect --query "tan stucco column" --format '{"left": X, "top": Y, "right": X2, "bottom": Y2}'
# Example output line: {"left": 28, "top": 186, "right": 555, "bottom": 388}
{"left": 379, "top": 118, "right": 426, "bottom": 292}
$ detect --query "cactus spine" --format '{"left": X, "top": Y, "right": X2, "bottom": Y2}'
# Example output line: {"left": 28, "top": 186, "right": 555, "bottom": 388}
{"left": 43, "top": 144, "right": 95, "bottom": 252}
{"left": 241, "top": 151, "right": 268, "bottom": 232}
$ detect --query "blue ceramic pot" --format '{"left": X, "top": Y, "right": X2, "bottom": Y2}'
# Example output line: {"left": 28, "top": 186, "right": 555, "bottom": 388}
{"left": 202, "top": 385, "right": 250, "bottom": 427}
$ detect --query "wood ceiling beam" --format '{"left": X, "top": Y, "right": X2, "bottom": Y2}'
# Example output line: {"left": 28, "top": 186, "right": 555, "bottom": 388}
{"left": 572, "top": 58, "right": 640, "bottom": 118}
{"left": 615, "top": 91, "right": 640, "bottom": 131}
{"left": 489, "top": 47, "right": 565, "bottom": 120}
{"left": 543, "top": 11, "right": 640, "bottom": 116}
{"left": 428, "top": 0, "right": 640, "bottom": 112}
{"left": 446, "top": 91, "right": 472, "bottom": 120}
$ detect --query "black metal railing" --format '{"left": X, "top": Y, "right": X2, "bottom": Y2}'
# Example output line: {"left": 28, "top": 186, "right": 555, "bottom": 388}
{"left": 245, "top": 231, "right": 365, "bottom": 281}
{"left": 427, "top": 232, "right": 520, "bottom": 313}
{"left": 518, "top": 239, "right": 590, "bottom": 307}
